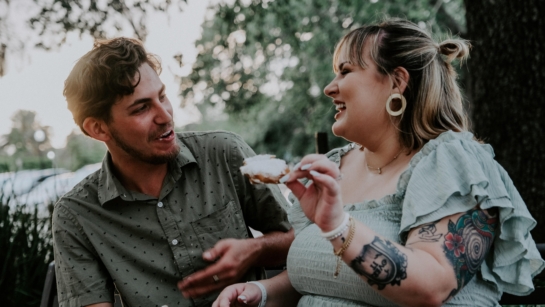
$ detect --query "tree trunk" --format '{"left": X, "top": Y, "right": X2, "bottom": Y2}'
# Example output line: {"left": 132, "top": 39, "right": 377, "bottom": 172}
{"left": 464, "top": 0, "right": 545, "bottom": 242}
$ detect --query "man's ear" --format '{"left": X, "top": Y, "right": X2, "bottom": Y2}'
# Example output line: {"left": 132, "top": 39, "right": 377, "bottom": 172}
{"left": 392, "top": 67, "right": 410, "bottom": 94}
{"left": 82, "top": 117, "right": 111, "bottom": 142}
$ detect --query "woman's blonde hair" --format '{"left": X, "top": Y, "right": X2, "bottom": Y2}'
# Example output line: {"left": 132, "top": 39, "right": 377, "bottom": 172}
{"left": 333, "top": 18, "right": 470, "bottom": 150}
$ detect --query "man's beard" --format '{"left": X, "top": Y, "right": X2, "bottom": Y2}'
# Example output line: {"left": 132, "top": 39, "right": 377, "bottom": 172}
{"left": 110, "top": 124, "right": 180, "bottom": 165}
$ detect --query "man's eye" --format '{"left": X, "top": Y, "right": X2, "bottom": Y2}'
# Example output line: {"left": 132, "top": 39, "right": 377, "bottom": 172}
{"left": 160, "top": 94, "right": 166, "bottom": 101}
{"left": 133, "top": 105, "right": 147, "bottom": 113}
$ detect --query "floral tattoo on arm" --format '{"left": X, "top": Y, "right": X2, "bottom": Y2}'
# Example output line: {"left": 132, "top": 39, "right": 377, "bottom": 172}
{"left": 443, "top": 208, "right": 498, "bottom": 302}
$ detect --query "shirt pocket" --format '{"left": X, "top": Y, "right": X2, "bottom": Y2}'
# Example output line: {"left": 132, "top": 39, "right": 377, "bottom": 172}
{"left": 190, "top": 199, "right": 249, "bottom": 252}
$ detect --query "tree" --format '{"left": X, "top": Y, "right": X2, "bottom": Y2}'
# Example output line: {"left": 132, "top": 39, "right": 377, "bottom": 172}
{"left": 56, "top": 130, "right": 106, "bottom": 171}
{"left": 180, "top": 0, "right": 465, "bottom": 160}
{"left": 0, "top": 0, "right": 186, "bottom": 77}
{"left": 464, "top": 0, "right": 545, "bottom": 242}
{"left": 0, "top": 110, "right": 53, "bottom": 169}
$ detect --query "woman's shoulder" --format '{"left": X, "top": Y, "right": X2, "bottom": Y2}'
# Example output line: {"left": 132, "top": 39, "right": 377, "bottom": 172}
{"left": 325, "top": 143, "right": 356, "bottom": 165}
{"left": 399, "top": 130, "right": 509, "bottom": 236}
{"left": 412, "top": 130, "right": 495, "bottom": 168}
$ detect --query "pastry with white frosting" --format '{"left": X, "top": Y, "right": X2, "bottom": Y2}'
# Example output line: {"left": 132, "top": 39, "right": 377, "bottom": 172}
{"left": 240, "top": 155, "right": 290, "bottom": 184}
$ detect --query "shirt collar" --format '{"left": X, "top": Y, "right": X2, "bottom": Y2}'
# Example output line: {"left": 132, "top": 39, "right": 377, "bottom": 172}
{"left": 97, "top": 137, "right": 197, "bottom": 206}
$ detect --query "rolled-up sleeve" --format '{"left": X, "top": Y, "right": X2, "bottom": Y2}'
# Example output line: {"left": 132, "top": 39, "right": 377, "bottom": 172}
{"left": 52, "top": 201, "right": 114, "bottom": 307}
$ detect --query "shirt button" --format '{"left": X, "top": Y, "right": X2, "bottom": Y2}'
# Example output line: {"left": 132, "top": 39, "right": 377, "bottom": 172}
{"left": 157, "top": 202, "right": 163, "bottom": 208}
{"left": 172, "top": 239, "right": 179, "bottom": 246}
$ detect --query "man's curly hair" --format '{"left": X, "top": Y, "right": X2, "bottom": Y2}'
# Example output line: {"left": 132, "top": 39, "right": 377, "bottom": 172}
{"left": 64, "top": 37, "right": 161, "bottom": 135}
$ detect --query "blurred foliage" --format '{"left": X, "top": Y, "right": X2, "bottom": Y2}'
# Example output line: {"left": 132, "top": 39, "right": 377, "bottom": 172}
{"left": 0, "top": 0, "right": 186, "bottom": 77}
{"left": 181, "top": 0, "right": 466, "bottom": 161}
{"left": 56, "top": 131, "right": 106, "bottom": 171}
{"left": 0, "top": 110, "right": 54, "bottom": 171}
{"left": 0, "top": 111, "right": 104, "bottom": 171}
{"left": 0, "top": 201, "right": 54, "bottom": 307}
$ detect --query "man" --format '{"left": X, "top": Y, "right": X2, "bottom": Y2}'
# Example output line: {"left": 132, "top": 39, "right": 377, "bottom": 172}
{"left": 52, "top": 37, "right": 293, "bottom": 307}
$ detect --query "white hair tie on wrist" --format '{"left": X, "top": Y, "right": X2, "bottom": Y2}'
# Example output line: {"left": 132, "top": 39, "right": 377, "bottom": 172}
{"left": 246, "top": 281, "right": 267, "bottom": 307}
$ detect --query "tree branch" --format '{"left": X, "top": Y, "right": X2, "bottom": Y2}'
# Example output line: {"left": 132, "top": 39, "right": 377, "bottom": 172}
{"left": 431, "top": 0, "right": 465, "bottom": 36}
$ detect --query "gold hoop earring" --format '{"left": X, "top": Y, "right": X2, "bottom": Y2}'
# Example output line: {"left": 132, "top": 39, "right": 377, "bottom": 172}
{"left": 385, "top": 93, "right": 407, "bottom": 116}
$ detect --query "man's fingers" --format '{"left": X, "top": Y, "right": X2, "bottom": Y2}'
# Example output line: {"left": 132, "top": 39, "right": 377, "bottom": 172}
{"left": 179, "top": 275, "right": 228, "bottom": 298}
{"left": 203, "top": 239, "right": 231, "bottom": 262}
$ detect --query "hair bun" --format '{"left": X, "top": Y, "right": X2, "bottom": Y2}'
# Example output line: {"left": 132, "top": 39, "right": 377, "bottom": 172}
{"left": 439, "top": 39, "right": 470, "bottom": 63}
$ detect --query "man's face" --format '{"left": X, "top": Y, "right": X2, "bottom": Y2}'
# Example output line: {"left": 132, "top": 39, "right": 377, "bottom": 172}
{"left": 106, "top": 63, "right": 179, "bottom": 165}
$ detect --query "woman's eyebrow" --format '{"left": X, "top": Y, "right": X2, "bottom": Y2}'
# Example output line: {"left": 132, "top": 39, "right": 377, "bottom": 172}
{"left": 338, "top": 61, "right": 349, "bottom": 71}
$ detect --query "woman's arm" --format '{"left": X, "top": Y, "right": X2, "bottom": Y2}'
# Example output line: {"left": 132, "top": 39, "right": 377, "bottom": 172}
{"left": 331, "top": 208, "right": 497, "bottom": 307}
{"left": 283, "top": 154, "right": 498, "bottom": 307}
{"left": 212, "top": 271, "right": 301, "bottom": 307}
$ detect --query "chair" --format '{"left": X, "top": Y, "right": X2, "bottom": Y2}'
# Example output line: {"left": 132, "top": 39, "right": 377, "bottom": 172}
{"left": 499, "top": 243, "right": 545, "bottom": 305}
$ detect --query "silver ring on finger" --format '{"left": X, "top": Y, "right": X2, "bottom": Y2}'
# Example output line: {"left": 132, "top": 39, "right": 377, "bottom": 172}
{"left": 212, "top": 274, "right": 220, "bottom": 283}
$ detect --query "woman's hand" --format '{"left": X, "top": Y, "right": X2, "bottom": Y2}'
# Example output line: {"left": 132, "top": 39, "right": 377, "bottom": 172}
{"left": 281, "top": 154, "right": 345, "bottom": 232}
{"left": 212, "top": 283, "right": 262, "bottom": 307}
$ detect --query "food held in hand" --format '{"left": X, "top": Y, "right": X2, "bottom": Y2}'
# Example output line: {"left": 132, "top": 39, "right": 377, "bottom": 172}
{"left": 240, "top": 155, "right": 290, "bottom": 184}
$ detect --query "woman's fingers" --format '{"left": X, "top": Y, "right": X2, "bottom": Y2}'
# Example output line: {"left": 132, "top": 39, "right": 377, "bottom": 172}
{"left": 308, "top": 170, "right": 340, "bottom": 198}
{"left": 281, "top": 154, "right": 340, "bottom": 184}
{"left": 284, "top": 179, "right": 309, "bottom": 200}
{"left": 212, "top": 283, "right": 262, "bottom": 307}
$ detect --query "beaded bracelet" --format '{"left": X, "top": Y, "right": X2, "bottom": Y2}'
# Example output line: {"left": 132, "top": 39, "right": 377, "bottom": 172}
{"left": 247, "top": 281, "right": 267, "bottom": 307}
{"left": 320, "top": 213, "right": 350, "bottom": 241}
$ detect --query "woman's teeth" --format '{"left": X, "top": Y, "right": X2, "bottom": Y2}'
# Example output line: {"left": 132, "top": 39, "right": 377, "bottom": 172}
{"left": 335, "top": 103, "right": 346, "bottom": 110}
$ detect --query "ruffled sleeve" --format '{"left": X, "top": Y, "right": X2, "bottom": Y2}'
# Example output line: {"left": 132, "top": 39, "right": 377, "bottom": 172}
{"left": 399, "top": 131, "right": 545, "bottom": 295}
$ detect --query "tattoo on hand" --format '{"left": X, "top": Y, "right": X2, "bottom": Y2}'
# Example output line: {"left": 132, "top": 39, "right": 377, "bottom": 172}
{"left": 350, "top": 236, "right": 408, "bottom": 290}
{"left": 443, "top": 208, "right": 498, "bottom": 302}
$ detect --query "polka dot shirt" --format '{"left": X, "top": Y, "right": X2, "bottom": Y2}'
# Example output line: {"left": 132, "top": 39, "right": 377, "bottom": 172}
{"left": 52, "top": 131, "right": 291, "bottom": 307}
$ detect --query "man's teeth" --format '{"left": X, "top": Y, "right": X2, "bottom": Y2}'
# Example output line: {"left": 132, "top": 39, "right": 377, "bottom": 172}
{"left": 160, "top": 131, "right": 171, "bottom": 138}
{"left": 335, "top": 103, "right": 346, "bottom": 110}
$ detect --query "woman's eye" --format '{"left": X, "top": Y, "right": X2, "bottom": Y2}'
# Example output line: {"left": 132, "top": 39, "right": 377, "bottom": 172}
{"left": 340, "top": 69, "right": 350, "bottom": 75}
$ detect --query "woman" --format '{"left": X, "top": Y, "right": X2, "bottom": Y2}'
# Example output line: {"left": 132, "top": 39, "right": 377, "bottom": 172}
{"left": 209, "top": 18, "right": 544, "bottom": 307}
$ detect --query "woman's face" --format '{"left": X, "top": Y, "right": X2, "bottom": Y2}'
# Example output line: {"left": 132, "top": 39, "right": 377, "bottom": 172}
{"left": 324, "top": 45, "right": 395, "bottom": 146}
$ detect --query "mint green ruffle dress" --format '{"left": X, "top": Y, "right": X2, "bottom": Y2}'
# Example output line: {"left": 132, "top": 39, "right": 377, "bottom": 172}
{"left": 286, "top": 131, "right": 544, "bottom": 307}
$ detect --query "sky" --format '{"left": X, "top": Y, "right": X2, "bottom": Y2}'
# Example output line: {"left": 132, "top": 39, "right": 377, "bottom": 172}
{"left": 0, "top": 0, "right": 211, "bottom": 148}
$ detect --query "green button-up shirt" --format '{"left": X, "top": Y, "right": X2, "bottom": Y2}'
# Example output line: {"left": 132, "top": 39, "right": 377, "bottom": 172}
{"left": 52, "top": 131, "right": 291, "bottom": 307}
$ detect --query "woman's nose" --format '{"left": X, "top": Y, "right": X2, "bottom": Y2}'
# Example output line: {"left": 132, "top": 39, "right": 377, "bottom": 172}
{"left": 324, "top": 79, "right": 338, "bottom": 97}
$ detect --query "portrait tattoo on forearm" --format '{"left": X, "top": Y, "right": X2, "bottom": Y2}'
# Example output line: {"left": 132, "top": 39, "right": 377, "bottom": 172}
{"left": 350, "top": 237, "right": 408, "bottom": 290}
{"left": 443, "top": 208, "right": 498, "bottom": 302}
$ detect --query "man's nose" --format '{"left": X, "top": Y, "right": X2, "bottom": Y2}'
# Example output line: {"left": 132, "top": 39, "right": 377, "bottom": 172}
{"left": 154, "top": 100, "right": 173, "bottom": 124}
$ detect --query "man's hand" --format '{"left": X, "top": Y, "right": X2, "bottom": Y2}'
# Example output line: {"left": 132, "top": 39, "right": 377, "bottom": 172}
{"left": 177, "top": 238, "right": 260, "bottom": 298}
